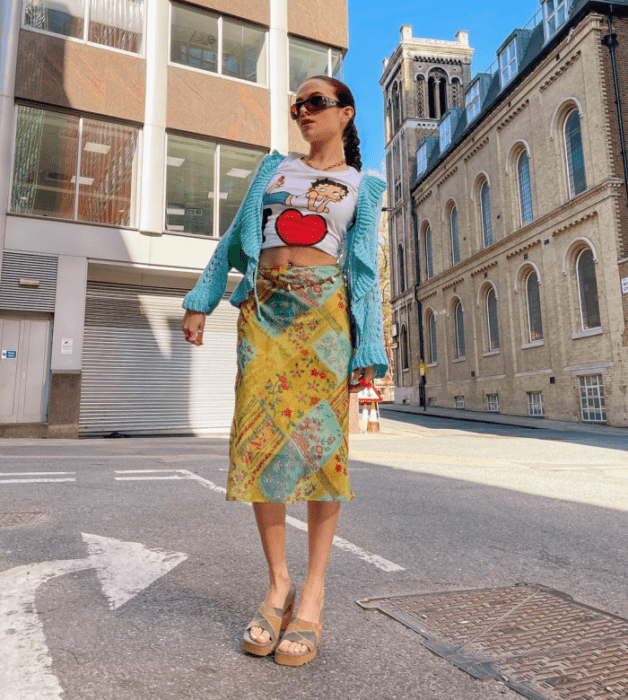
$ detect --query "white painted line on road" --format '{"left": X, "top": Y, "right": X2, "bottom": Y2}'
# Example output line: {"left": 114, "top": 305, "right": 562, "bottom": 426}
{"left": 0, "top": 471, "right": 77, "bottom": 484}
{"left": 0, "top": 533, "right": 187, "bottom": 700}
{"left": 115, "top": 476, "right": 189, "bottom": 481}
{"left": 178, "top": 470, "right": 405, "bottom": 573}
{"left": 0, "top": 472, "right": 75, "bottom": 476}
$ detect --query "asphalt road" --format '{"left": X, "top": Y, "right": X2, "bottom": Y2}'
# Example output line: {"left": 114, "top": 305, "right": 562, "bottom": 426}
{"left": 1, "top": 413, "right": 627, "bottom": 700}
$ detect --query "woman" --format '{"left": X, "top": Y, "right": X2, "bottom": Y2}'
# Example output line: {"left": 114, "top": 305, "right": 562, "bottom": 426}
{"left": 181, "top": 76, "right": 387, "bottom": 666}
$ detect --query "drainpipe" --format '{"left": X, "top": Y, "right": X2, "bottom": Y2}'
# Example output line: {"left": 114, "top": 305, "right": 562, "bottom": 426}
{"left": 601, "top": 5, "right": 628, "bottom": 208}
{"left": 411, "top": 209, "right": 427, "bottom": 411}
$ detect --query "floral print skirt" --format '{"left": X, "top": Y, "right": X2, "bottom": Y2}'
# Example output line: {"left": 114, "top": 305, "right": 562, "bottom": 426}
{"left": 226, "top": 265, "right": 354, "bottom": 503}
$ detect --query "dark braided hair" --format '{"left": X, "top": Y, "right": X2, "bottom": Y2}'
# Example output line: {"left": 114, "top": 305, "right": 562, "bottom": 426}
{"left": 309, "top": 75, "right": 363, "bottom": 171}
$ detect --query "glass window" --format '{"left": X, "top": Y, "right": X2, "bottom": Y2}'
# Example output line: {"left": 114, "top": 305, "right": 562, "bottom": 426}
{"left": 450, "top": 206, "right": 460, "bottom": 265}
{"left": 454, "top": 301, "right": 465, "bottom": 358}
{"left": 401, "top": 325, "right": 409, "bottom": 369}
{"left": 417, "top": 142, "right": 427, "bottom": 176}
{"left": 25, "top": 0, "right": 144, "bottom": 53}
{"left": 499, "top": 38, "right": 517, "bottom": 87}
{"left": 398, "top": 244, "right": 405, "bottom": 293}
{"left": 544, "top": 0, "right": 569, "bottom": 39}
{"left": 486, "top": 287, "right": 500, "bottom": 351}
{"left": 517, "top": 150, "right": 534, "bottom": 226}
{"left": 427, "top": 312, "right": 437, "bottom": 363}
{"left": 466, "top": 82, "right": 481, "bottom": 122}
{"left": 480, "top": 181, "right": 492, "bottom": 247}
{"left": 289, "top": 37, "right": 341, "bottom": 93}
{"left": 165, "top": 134, "right": 263, "bottom": 237}
{"left": 439, "top": 114, "right": 452, "bottom": 152}
{"left": 526, "top": 270, "right": 544, "bottom": 341}
{"left": 576, "top": 249, "right": 601, "bottom": 330}
{"left": 171, "top": 4, "right": 266, "bottom": 85}
{"left": 392, "top": 84, "right": 401, "bottom": 131}
{"left": 170, "top": 4, "right": 218, "bottom": 73}
{"left": 424, "top": 226, "right": 434, "bottom": 280}
{"left": 527, "top": 391, "right": 544, "bottom": 417}
{"left": 579, "top": 375, "right": 606, "bottom": 422}
{"left": 487, "top": 394, "right": 500, "bottom": 412}
{"left": 222, "top": 17, "right": 266, "bottom": 84}
{"left": 25, "top": 0, "right": 86, "bottom": 39}
{"left": 455, "top": 396, "right": 465, "bottom": 409}
{"left": 88, "top": 0, "right": 144, "bottom": 53}
{"left": 11, "top": 105, "right": 138, "bottom": 226}
{"left": 565, "top": 110, "right": 587, "bottom": 198}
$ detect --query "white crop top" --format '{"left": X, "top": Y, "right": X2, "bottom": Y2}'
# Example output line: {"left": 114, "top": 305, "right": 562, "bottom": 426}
{"left": 260, "top": 151, "right": 364, "bottom": 259}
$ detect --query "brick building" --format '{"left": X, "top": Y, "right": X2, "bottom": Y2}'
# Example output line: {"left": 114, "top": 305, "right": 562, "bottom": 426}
{"left": 0, "top": 0, "right": 347, "bottom": 437}
{"left": 383, "top": 0, "right": 628, "bottom": 426}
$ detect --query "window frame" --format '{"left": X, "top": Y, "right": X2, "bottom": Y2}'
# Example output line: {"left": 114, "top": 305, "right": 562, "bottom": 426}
{"left": 486, "top": 393, "right": 500, "bottom": 412}
{"left": 525, "top": 270, "right": 544, "bottom": 342}
{"left": 517, "top": 149, "right": 534, "bottom": 227}
{"left": 401, "top": 324, "right": 409, "bottom": 370}
{"left": 450, "top": 205, "right": 460, "bottom": 266}
{"left": 439, "top": 113, "right": 452, "bottom": 152}
{"left": 22, "top": 0, "right": 147, "bottom": 57}
{"left": 10, "top": 102, "right": 141, "bottom": 228}
{"left": 465, "top": 82, "right": 481, "bottom": 122}
{"left": 424, "top": 225, "right": 434, "bottom": 280}
{"left": 575, "top": 248, "right": 601, "bottom": 331}
{"left": 426, "top": 310, "right": 437, "bottom": 364}
{"left": 485, "top": 287, "right": 500, "bottom": 351}
{"left": 527, "top": 391, "right": 544, "bottom": 417}
{"left": 287, "top": 36, "right": 343, "bottom": 94}
{"left": 499, "top": 38, "right": 518, "bottom": 88}
{"left": 543, "top": 0, "right": 570, "bottom": 41}
{"left": 169, "top": 3, "right": 269, "bottom": 88}
{"left": 563, "top": 108, "right": 587, "bottom": 199}
{"left": 416, "top": 142, "right": 428, "bottom": 176}
{"left": 578, "top": 374, "right": 606, "bottom": 423}
{"left": 453, "top": 300, "right": 465, "bottom": 359}
{"left": 480, "top": 180, "right": 492, "bottom": 248}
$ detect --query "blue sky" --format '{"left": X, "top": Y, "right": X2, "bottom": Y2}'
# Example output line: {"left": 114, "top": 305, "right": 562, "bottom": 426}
{"left": 344, "top": 0, "right": 544, "bottom": 173}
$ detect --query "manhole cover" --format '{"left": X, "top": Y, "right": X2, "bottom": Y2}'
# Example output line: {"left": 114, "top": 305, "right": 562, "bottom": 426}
{"left": 358, "top": 584, "right": 628, "bottom": 700}
{"left": 0, "top": 512, "right": 43, "bottom": 528}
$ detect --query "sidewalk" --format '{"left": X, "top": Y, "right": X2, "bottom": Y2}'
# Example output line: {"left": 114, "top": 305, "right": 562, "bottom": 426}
{"left": 381, "top": 402, "right": 628, "bottom": 438}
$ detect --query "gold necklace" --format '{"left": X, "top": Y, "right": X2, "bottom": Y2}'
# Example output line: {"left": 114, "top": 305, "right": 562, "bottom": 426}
{"left": 303, "top": 156, "right": 346, "bottom": 171}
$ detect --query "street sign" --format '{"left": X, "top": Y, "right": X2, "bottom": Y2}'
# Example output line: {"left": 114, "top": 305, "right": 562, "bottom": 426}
{"left": 1, "top": 350, "right": 17, "bottom": 359}
{"left": 357, "top": 385, "right": 383, "bottom": 403}
{"left": 0, "top": 533, "right": 187, "bottom": 700}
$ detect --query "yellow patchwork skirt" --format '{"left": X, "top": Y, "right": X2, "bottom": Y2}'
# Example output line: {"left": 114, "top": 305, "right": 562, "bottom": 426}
{"left": 226, "top": 265, "right": 354, "bottom": 503}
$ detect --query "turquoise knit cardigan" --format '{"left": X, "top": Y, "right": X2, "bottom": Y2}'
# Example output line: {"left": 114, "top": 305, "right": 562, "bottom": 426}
{"left": 182, "top": 151, "right": 389, "bottom": 378}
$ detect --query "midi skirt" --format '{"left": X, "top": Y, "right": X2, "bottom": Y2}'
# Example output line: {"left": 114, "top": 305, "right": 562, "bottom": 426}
{"left": 226, "top": 265, "right": 354, "bottom": 503}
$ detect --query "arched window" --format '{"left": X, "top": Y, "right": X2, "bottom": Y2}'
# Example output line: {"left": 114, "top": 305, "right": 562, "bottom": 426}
{"left": 416, "top": 75, "right": 426, "bottom": 117}
{"left": 439, "top": 78, "right": 447, "bottom": 116}
{"left": 401, "top": 324, "right": 409, "bottom": 369}
{"left": 480, "top": 181, "right": 492, "bottom": 247}
{"left": 424, "top": 226, "right": 434, "bottom": 280}
{"left": 454, "top": 300, "right": 465, "bottom": 358}
{"left": 386, "top": 101, "right": 392, "bottom": 137}
{"left": 451, "top": 77, "right": 461, "bottom": 108}
{"left": 398, "top": 243, "right": 405, "bottom": 293}
{"left": 525, "top": 270, "right": 543, "bottom": 341}
{"left": 486, "top": 287, "right": 500, "bottom": 351}
{"left": 517, "top": 150, "right": 534, "bottom": 226}
{"left": 426, "top": 311, "right": 437, "bottom": 363}
{"left": 450, "top": 206, "right": 460, "bottom": 265}
{"left": 576, "top": 248, "right": 600, "bottom": 330}
{"left": 564, "top": 109, "right": 587, "bottom": 198}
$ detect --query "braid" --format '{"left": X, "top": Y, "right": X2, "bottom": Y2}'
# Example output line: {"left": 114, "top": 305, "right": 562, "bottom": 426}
{"left": 343, "top": 120, "right": 362, "bottom": 172}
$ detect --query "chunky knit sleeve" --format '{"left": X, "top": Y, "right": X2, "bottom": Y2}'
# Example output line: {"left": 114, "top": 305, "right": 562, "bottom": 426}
{"left": 349, "top": 277, "right": 389, "bottom": 378}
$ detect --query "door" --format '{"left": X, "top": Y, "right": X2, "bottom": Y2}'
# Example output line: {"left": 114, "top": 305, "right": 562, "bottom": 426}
{"left": 0, "top": 316, "right": 52, "bottom": 423}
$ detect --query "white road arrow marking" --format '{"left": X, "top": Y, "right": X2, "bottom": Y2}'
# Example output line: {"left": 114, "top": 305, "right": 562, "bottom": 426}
{"left": 0, "top": 533, "right": 187, "bottom": 700}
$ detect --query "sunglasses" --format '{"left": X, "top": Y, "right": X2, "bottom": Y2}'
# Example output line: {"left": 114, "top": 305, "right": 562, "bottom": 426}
{"left": 290, "top": 95, "right": 343, "bottom": 120}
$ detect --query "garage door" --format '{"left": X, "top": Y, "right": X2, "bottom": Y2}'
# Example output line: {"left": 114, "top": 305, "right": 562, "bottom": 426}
{"left": 80, "top": 281, "right": 239, "bottom": 435}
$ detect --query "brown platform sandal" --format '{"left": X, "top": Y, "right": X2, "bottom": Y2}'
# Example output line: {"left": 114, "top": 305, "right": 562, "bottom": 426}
{"left": 274, "top": 604, "right": 324, "bottom": 666}
{"left": 242, "top": 586, "right": 296, "bottom": 657}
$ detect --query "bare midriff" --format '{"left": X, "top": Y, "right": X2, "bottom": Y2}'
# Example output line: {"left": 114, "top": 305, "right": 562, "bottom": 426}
{"left": 258, "top": 246, "right": 338, "bottom": 268}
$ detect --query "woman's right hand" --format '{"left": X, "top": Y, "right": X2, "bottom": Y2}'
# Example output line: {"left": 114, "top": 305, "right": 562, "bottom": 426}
{"left": 182, "top": 309, "right": 206, "bottom": 346}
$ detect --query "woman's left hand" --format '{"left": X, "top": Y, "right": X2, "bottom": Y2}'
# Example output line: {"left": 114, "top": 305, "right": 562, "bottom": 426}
{"left": 348, "top": 365, "right": 376, "bottom": 394}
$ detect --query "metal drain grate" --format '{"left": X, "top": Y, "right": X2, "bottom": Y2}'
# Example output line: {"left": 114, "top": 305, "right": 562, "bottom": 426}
{"left": 0, "top": 512, "right": 43, "bottom": 527}
{"left": 358, "top": 584, "right": 628, "bottom": 700}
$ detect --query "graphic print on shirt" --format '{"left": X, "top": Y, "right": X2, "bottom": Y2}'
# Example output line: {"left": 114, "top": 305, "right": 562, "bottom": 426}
{"left": 263, "top": 176, "right": 349, "bottom": 246}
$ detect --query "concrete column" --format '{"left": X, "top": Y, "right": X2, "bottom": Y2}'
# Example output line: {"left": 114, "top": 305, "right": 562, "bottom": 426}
{"left": 270, "top": 0, "right": 289, "bottom": 153}
{"left": 0, "top": 0, "right": 23, "bottom": 271}
{"left": 51, "top": 256, "right": 88, "bottom": 372}
{"left": 139, "top": 0, "right": 168, "bottom": 235}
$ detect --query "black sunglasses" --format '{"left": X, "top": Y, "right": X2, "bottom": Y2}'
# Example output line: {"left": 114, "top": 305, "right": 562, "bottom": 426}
{"left": 290, "top": 95, "right": 343, "bottom": 120}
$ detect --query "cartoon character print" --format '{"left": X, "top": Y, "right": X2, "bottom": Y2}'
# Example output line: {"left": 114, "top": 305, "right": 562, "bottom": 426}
{"left": 263, "top": 177, "right": 349, "bottom": 246}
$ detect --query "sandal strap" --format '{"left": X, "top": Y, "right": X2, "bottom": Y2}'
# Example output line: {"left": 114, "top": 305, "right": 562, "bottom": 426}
{"left": 246, "top": 587, "right": 296, "bottom": 644}
{"left": 280, "top": 618, "right": 321, "bottom": 652}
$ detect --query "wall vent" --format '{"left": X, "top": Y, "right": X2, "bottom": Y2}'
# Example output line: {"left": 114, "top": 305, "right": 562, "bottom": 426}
{"left": 0, "top": 252, "right": 58, "bottom": 312}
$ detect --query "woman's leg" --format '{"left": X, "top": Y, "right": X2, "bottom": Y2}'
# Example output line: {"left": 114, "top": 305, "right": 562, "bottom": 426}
{"left": 277, "top": 501, "right": 341, "bottom": 654}
{"left": 249, "top": 502, "right": 293, "bottom": 644}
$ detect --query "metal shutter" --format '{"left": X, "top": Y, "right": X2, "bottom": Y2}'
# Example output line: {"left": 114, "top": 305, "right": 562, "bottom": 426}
{"left": 80, "top": 281, "right": 239, "bottom": 435}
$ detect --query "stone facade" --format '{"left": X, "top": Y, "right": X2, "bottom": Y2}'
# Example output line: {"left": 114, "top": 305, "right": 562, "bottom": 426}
{"left": 383, "top": 1, "right": 628, "bottom": 427}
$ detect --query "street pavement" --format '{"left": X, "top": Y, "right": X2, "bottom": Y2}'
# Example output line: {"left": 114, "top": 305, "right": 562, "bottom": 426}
{"left": 1, "top": 412, "right": 627, "bottom": 700}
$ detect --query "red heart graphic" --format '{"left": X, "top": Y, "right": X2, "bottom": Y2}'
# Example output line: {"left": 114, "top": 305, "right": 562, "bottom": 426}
{"left": 275, "top": 209, "right": 327, "bottom": 246}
